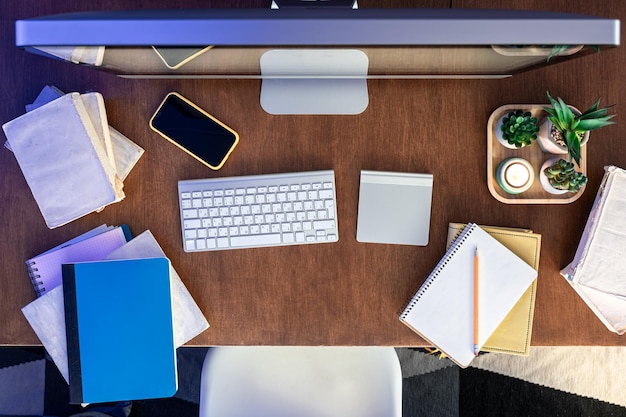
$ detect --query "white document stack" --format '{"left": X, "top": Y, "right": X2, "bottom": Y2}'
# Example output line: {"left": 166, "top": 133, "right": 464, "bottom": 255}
{"left": 2, "top": 87, "right": 143, "bottom": 228}
{"left": 561, "top": 165, "right": 626, "bottom": 334}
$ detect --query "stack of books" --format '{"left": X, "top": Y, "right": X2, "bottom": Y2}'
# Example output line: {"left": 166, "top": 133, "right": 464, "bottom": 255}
{"left": 2, "top": 86, "right": 143, "bottom": 228}
{"left": 21, "top": 225, "right": 210, "bottom": 403}
{"left": 446, "top": 223, "right": 541, "bottom": 357}
{"left": 561, "top": 165, "right": 626, "bottom": 335}
{"left": 400, "top": 223, "right": 539, "bottom": 368}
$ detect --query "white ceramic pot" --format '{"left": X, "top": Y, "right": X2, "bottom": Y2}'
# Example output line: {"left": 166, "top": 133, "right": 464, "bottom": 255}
{"left": 539, "top": 157, "right": 570, "bottom": 195}
{"left": 495, "top": 116, "right": 520, "bottom": 149}
{"left": 536, "top": 109, "right": 589, "bottom": 155}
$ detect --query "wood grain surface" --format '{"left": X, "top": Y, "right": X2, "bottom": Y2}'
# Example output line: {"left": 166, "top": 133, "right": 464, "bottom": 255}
{"left": 1, "top": 0, "right": 625, "bottom": 346}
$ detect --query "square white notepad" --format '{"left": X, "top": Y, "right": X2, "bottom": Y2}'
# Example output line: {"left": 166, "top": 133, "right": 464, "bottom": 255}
{"left": 357, "top": 170, "right": 433, "bottom": 246}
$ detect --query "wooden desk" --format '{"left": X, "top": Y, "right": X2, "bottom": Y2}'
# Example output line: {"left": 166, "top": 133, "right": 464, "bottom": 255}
{"left": 2, "top": 0, "right": 626, "bottom": 347}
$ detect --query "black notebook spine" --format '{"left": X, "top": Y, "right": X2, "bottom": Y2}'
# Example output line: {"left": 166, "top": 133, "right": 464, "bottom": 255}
{"left": 62, "top": 263, "right": 84, "bottom": 404}
{"left": 25, "top": 260, "right": 45, "bottom": 296}
{"left": 399, "top": 223, "right": 477, "bottom": 320}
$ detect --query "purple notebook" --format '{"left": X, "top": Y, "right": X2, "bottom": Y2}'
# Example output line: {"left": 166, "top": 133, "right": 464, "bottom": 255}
{"left": 26, "top": 225, "right": 131, "bottom": 296}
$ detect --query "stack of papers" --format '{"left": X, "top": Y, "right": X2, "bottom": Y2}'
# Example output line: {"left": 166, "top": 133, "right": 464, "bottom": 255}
{"left": 561, "top": 166, "right": 626, "bottom": 334}
{"left": 2, "top": 86, "right": 143, "bottom": 228}
{"left": 21, "top": 227, "right": 210, "bottom": 389}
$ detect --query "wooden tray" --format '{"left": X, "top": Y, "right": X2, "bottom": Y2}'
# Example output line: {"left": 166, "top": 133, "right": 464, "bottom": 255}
{"left": 487, "top": 104, "right": 587, "bottom": 204}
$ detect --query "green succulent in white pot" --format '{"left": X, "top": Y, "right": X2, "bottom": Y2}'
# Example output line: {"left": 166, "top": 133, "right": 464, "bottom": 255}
{"left": 495, "top": 110, "right": 539, "bottom": 149}
{"left": 539, "top": 157, "right": 588, "bottom": 194}
{"left": 538, "top": 91, "right": 616, "bottom": 167}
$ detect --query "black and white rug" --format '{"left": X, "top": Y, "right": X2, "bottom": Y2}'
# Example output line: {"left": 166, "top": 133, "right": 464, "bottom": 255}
{"left": 400, "top": 347, "right": 626, "bottom": 417}
{"left": 1, "top": 346, "right": 626, "bottom": 417}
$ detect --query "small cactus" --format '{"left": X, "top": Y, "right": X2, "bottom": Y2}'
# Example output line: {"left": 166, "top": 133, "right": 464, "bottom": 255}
{"left": 544, "top": 158, "right": 588, "bottom": 192}
{"left": 500, "top": 110, "right": 539, "bottom": 148}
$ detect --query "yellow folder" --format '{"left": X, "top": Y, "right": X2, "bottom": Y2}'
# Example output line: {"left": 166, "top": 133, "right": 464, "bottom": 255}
{"left": 447, "top": 223, "right": 541, "bottom": 356}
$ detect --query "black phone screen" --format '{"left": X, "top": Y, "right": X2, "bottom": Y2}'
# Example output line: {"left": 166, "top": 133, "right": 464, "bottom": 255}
{"left": 150, "top": 93, "right": 238, "bottom": 169}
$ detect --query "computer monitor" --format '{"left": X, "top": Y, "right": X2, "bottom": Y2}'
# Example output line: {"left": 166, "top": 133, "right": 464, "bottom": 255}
{"left": 15, "top": 7, "right": 620, "bottom": 114}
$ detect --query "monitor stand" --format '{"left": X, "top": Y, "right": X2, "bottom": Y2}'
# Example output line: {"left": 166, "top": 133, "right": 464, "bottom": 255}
{"left": 260, "top": 49, "right": 369, "bottom": 115}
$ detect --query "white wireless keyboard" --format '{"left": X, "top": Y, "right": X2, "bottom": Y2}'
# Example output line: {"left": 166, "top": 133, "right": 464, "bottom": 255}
{"left": 178, "top": 170, "right": 339, "bottom": 252}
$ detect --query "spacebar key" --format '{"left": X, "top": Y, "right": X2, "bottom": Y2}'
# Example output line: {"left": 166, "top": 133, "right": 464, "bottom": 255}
{"left": 230, "top": 234, "right": 282, "bottom": 247}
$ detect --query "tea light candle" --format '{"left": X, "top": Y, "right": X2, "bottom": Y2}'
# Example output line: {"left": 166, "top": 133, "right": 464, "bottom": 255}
{"left": 496, "top": 157, "right": 534, "bottom": 194}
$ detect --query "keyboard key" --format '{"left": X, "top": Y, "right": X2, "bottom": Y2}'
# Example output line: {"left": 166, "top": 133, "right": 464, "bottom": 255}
{"left": 183, "top": 209, "right": 198, "bottom": 219}
{"left": 231, "top": 234, "right": 281, "bottom": 247}
{"left": 314, "top": 220, "right": 336, "bottom": 230}
{"left": 319, "top": 189, "right": 334, "bottom": 199}
{"left": 184, "top": 219, "right": 201, "bottom": 229}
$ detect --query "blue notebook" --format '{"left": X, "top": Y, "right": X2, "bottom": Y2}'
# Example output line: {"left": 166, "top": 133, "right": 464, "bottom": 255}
{"left": 62, "top": 257, "right": 177, "bottom": 404}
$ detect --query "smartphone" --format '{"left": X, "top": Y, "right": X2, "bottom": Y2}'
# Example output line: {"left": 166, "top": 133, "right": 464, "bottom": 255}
{"left": 149, "top": 92, "right": 239, "bottom": 170}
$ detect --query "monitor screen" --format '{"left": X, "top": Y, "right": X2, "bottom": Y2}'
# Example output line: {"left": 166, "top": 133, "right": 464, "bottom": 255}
{"left": 15, "top": 8, "right": 620, "bottom": 113}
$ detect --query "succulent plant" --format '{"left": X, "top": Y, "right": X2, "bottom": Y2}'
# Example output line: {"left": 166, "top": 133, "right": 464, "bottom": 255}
{"left": 543, "top": 91, "right": 616, "bottom": 167}
{"left": 543, "top": 158, "right": 588, "bottom": 193}
{"left": 500, "top": 110, "right": 539, "bottom": 148}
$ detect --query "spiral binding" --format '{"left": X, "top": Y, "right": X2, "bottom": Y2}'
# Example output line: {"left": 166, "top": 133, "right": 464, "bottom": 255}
{"left": 399, "top": 223, "right": 476, "bottom": 320}
{"left": 26, "top": 260, "right": 45, "bottom": 296}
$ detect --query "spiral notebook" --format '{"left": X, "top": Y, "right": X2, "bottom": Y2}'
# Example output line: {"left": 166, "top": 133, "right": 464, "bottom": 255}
{"left": 447, "top": 223, "right": 541, "bottom": 356}
{"left": 25, "top": 225, "right": 131, "bottom": 296}
{"left": 399, "top": 223, "right": 537, "bottom": 368}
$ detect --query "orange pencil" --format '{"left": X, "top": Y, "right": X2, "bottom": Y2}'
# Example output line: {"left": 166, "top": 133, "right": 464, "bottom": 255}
{"left": 473, "top": 247, "right": 480, "bottom": 356}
